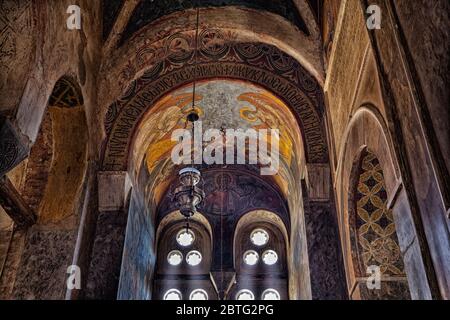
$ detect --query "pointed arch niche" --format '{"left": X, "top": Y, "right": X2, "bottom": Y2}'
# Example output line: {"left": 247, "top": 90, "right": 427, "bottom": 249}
{"left": 336, "top": 105, "right": 433, "bottom": 300}
{"left": 348, "top": 148, "right": 410, "bottom": 299}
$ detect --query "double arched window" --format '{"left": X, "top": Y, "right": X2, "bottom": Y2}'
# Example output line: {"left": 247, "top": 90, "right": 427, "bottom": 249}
{"left": 154, "top": 210, "right": 289, "bottom": 300}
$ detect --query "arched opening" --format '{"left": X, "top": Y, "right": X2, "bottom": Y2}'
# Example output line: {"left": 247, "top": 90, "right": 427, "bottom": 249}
{"left": 1, "top": 75, "right": 88, "bottom": 299}
{"left": 154, "top": 212, "right": 215, "bottom": 300}
{"left": 231, "top": 210, "right": 289, "bottom": 300}
{"left": 21, "top": 76, "right": 88, "bottom": 225}
{"left": 116, "top": 74, "right": 321, "bottom": 299}
{"left": 348, "top": 148, "right": 410, "bottom": 300}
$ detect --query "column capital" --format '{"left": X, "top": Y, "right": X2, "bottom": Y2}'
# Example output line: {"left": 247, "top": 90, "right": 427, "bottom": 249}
{"left": 97, "top": 171, "right": 131, "bottom": 212}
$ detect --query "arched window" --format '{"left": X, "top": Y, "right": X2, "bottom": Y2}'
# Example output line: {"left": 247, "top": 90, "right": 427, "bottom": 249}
{"left": 154, "top": 217, "right": 216, "bottom": 300}
{"left": 349, "top": 149, "right": 410, "bottom": 299}
{"left": 230, "top": 212, "right": 288, "bottom": 300}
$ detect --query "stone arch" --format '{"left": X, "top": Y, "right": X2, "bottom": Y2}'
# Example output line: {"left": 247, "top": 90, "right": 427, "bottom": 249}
{"left": 8, "top": 75, "right": 88, "bottom": 299}
{"left": 20, "top": 75, "right": 88, "bottom": 225}
{"left": 336, "top": 104, "right": 431, "bottom": 300}
{"left": 109, "top": 22, "right": 329, "bottom": 300}
{"left": 153, "top": 213, "right": 215, "bottom": 300}
{"left": 99, "top": 5, "right": 324, "bottom": 105}
{"left": 232, "top": 210, "right": 289, "bottom": 300}
{"left": 101, "top": 39, "right": 328, "bottom": 173}
{"left": 156, "top": 211, "right": 213, "bottom": 250}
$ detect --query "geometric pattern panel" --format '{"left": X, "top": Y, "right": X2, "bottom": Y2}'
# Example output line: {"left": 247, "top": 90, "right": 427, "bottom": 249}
{"left": 355, "top": 151, "right": 406, "bottom": 277}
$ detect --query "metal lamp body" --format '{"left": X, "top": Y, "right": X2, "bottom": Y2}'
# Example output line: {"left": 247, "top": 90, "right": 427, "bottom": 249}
{"left": 174, "top": 168, "right": 205, "bottom": 218}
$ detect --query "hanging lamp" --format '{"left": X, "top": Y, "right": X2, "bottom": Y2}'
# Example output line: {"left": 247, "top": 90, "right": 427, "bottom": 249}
{"left": 173, "top": 8, "right": 204, "bottom": 222}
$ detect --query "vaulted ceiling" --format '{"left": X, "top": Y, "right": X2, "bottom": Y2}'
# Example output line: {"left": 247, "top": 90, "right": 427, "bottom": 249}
{"left": 102, "top": 0, "right": 323, "bottom": 43}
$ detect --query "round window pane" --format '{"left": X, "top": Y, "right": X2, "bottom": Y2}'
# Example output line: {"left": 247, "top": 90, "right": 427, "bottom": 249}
{"left": 176, "top": 229, "right": 195, "bottom": 247}
{"left": 250, "top": 228, "right": 269, "bottom": 246}
{"left": 243, "top": 250, "right": 259, "bottom": 266}
{"left": 190, "top": 289, "right": 208, "bottom": 300}
{"left": 164, "top": 289, "right": 182, "bottom": 300}
{"left": 262, "top": 289, "right": 280, "bottom": 300}
{"left": 236, "top": 289, "right": 255, "bottom": 300}
{"left": 167, "top": 250, "right": 183, "bottom": 266}
{"left": 262, "top": 250, "right": 278, "bottom": 265}
{"left": 186, "top": 250, "right": 202, "bottom": 266}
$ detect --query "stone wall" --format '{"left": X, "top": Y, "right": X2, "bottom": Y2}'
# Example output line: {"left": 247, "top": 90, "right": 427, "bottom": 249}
{"left": 394, "top": 0, "right": 450, "bottom": 179}
{"left": 85, "top": 210, "right": 128, "bottom": 299}
{"left": 324, "top": 0, "right": 450, "bottom": 299}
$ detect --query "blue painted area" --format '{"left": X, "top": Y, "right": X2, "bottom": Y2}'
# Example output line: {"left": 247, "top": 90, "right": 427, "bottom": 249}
{"left": 117, "top": 190, "right": 156, "bottom": 300}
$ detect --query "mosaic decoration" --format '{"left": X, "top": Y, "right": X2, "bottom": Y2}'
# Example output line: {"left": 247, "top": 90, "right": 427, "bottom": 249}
{"left": 119, "top": 0, "right": 309, "bottom": 45}
{"left": 48, "top": 76, "right": 84, "bottom": 108}
{"left": 102, "top": 29, "right": 327, "bottom": 171}
{"left": 354, "top": 151, "right": 406, "bottom": 276}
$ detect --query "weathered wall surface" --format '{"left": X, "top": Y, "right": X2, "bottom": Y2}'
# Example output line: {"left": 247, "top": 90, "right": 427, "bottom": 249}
{"left": 85, "top": 210, "right": 128, "bottom": 299}
{"left": 0, "top": 1, "right": 36, "bottom": 114}
{"left": 394, "top": 0, "right": 450, "bottom": 178}
{"left": 0, "top": 0, "right": 101, "bottom": 300}
{"left": 324, "top": 0, "right": 371, "bottom": 166}
{"left": 324, "top": 0, "right": 450, "bottom": 299}
{"left": 361, "top": 0, "right": 450, "bottom": 298}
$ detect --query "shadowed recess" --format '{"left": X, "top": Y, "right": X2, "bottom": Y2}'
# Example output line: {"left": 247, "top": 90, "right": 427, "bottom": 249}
{"left": 102, "top": 0, "right": 125, "bottom": 40}
{"left": 48, "top": 76, "right": 84, "bottom": 108}
{"left": 119, "top": 0, "right": 310, "bottom": 45}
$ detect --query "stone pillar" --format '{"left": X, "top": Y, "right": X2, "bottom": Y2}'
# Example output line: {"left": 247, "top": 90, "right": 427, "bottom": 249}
{"left": 84, "top": 171, "right": 130, "bottom": 299}
{"left": 304, "top": 164, "right": 348, "bottom": 299}
{"left": 360, "top": 0, "right": 449, "bottom": 298}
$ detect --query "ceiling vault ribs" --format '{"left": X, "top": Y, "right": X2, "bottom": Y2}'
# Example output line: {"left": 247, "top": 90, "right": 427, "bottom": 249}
{"left": 105, "top": 0, "right": 312, "bottom": 48}
{"left": 103, "top": 0, "right": 140, "bottom": 54}
{"left": 293, "top": 0, "right": 322, "bottom": 39}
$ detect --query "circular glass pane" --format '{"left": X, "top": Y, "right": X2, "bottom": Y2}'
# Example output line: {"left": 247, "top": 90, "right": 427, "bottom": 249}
{"left": 167, "top": 250, "right": 183, "bottom": 266}
{"left": 250, "top": 228, "right": 269, "bottom": 246}
{"left": 164, "top": 289, "right": 182, "bottom": 300}
{"left": 186, "top": 250, "right": 202, "bottom": 266}
{"left": 190, "top": 289, "right": 208, "bottom": 300}
{"left": 243, "top": 250, "right": 259, "bottom": 266}
{"left": 236, "top": 289, "right": 255, "bottom": 300}
{"left": 262, "top": 250, "right": 278, "bottom": 265}
{"left": 262, "top": 289, "right": 280, "bottom": 300}
{"left": 176, "top": 229, "right": 195, "bottom": 247}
